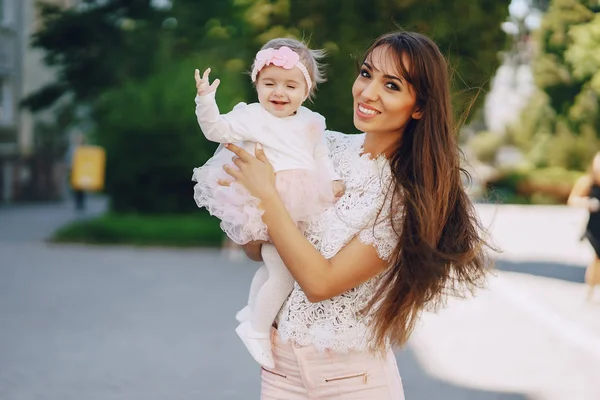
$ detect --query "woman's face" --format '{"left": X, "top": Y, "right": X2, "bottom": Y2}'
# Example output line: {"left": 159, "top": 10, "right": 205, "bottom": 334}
{"left": 351, "top": 45, "right": 421, "bottom": 138}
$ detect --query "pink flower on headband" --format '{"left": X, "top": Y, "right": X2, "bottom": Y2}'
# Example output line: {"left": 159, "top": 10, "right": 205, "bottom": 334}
{"left": 255, "top": 46, "right": 300, "bottom": 71}
{"left": 251, "top": 45, "right": 312, "bottom": 90}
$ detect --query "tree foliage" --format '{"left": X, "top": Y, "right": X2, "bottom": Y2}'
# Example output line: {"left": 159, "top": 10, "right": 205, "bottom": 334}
{"left": 94, "top": 56, "right": 247, "bottom": 213}
{"left": 511, "top": 0, "right": 600, "bottom": 171}
{"left": 23, "top": 0, "right": 167, "bottom": 110}
{"left": 28, "top": 0, "right": 510, "bottom": 213}
{"left": 232, "top": 0, "right": 510, "bottom": 132}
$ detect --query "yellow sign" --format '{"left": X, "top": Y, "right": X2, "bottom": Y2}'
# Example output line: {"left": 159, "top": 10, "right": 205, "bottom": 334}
{"left": 71, "top": 145, "right": 106, "bottom": 191}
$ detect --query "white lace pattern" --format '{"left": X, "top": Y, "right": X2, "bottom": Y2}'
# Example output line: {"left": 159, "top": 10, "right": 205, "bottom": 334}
{"left": 276, "top": 131, "right": 402, "bottom": 353}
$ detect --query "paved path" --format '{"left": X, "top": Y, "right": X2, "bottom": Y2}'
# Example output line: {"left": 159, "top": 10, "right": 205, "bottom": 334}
{"left": 0, "top": 201, "right": 598, "bottom": 399}
{"left": 0, "top": 196, "right": 107, "bottom": 243}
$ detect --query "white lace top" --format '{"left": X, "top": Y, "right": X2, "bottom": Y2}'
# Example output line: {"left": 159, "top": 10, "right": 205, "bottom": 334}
{"left": 276, "top": 130, "right": 402, "bottom": 353}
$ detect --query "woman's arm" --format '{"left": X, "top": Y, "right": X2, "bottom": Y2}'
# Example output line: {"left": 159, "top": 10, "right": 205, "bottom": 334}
{"left": 222, "top": 143, "right": 388, "bottom": 302}
{"left": 262, "top": 192, "right": 387, "bottom": 302}
{"left": 568, "top": 175, "right": 598, "bottom": 211}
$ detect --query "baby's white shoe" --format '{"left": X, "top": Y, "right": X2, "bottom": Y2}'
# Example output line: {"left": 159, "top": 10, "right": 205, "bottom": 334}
{"left": 235, "top": 305, "right": 252, "bottom": 322}
{"left": 235, "top": 320, "right": 274, "bottom": 369}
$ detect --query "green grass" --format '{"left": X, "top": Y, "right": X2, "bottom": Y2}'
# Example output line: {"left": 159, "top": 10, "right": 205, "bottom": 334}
{"left": 51, "top": 212, "right": 224, "bottom": 247}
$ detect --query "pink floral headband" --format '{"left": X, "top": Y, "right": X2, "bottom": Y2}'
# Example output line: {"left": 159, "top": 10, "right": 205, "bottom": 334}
{"left": 251, "top": 46, "right": 312, "bottom": 91}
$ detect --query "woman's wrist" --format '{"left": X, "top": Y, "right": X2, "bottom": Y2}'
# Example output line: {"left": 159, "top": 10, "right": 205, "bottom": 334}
{"left": 258, "top": 186, "right": 282, "bottom": 210}
{"left": 259, "top": 188, "right": 292, "bottom": 229}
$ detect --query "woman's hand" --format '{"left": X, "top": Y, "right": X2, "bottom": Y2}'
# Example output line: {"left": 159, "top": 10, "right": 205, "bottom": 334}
{"left": 241, "top": 241, "right": 264, "bottom": 262}
{"left": 219, "top": 143, "right": 279, "bottom": 203}
{"left": 589, "top": 198, "right": 600, "bottom": 212}
{"left": 568, "top": 176, "right": 596, "bottom": 211}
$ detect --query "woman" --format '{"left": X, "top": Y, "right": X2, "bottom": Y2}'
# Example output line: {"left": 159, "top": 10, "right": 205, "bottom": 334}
{"left": 222, "top": 31, "right": 491, "bottom": 399}
{"left": 568, "top": 152, "right": 600, "bottom": 300}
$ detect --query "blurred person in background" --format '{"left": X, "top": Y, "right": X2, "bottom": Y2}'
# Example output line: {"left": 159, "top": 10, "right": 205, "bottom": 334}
{"left": 65, "top": 133, "right": 87, "bottom": 212}
{"left": 568, "top": 151, "right": 600, "bottom": 300}
{"left": 222, "top": 31, "right": 492, "bottom": 400}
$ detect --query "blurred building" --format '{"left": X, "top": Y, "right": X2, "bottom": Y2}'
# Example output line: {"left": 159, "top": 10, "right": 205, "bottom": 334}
{"left": 0, "top": 0, "right": 74, "bottom": 203}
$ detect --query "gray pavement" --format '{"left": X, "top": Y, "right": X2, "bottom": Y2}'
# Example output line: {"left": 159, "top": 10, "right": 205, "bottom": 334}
{"left": 0, "top": 200, "right": 598, "bottom": 399}
{"left": 0, "top": 196, "right": 107, "bottom": 243}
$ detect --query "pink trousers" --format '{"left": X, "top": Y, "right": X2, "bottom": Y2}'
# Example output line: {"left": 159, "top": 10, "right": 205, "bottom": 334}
{"left": 260, "top": 330, "right": 405, "bottom": 399}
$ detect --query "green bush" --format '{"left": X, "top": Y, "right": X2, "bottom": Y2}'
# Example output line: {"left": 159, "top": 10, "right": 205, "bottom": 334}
{"left": 527, "top": 166, "right": 583, "bottom": 187}
{"left": 485, "top": 170, "right": 529, "bottom": 203}
{"left": 544, "top": 120, "right": 598, "bottom": 170}
{"left": 506, "top": 89, "right": 556, "bottom": 156}
{"left": 94, "top": 55, "right": 249, "bottom": 214}
{"left": 510, "top": 1, "right": 600, "bottom": 172}
{"left": 467, "top": 131, "right": 506, "bottom": 164}
{"left": 485, "top": 166, "right": 584, "bottom": 204}
{"left": 51, "top": 212, "right": 224, "bottom": 247}
{"left": 510, "top": 93, "right": 598, "bottom": 171}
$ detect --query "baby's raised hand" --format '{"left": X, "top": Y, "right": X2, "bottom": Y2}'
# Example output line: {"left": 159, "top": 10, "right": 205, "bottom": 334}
{"left": 195, "top": 68, "right": 221, "bottom": 96}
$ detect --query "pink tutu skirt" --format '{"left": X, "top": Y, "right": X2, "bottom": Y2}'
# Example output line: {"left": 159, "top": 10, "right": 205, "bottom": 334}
{"left": 192, "top": 144, "right": 334, "bottom": 245}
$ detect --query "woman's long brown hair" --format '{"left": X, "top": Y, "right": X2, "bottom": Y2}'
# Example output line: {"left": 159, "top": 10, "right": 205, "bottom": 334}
{"left": 364, "top": 32, "right": 492, "bottom": 349}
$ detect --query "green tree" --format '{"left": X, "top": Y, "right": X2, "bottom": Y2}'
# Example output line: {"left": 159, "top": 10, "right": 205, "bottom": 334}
{"left": 27, "top": 0, "right": 511, "bottom": 214}
{"left": 94, "top": 56, "right": 247, "bottom": 213}
{"left": 25, "top": 0, "right": 258, "bottom": 214}
{"left": 22, "top": 0, "right": 168, "bottom": 111}
{"left": 236, "top": 0, "right": 511, "bottom": 133}
{"left": 512, "top": 0, "right": 600, "bottom": 170}
{"left": 534, "top": 0, "right": 596, "bottom": 116}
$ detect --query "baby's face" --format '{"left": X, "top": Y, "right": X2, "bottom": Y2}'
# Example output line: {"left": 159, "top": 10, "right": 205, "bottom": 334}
{"left": 256, "top": 65, "right": 308, "bottom": 118}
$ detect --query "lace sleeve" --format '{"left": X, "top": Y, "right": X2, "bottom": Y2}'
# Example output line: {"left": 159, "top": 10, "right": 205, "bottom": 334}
{"left": 324, "top": 130, "right": 346, "bottom": 152}
{"left": 357, "top": 195, "right": 402, "bottom": 261}
{"left": 358, "top": 217, "right": 400, "bottom": 261}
